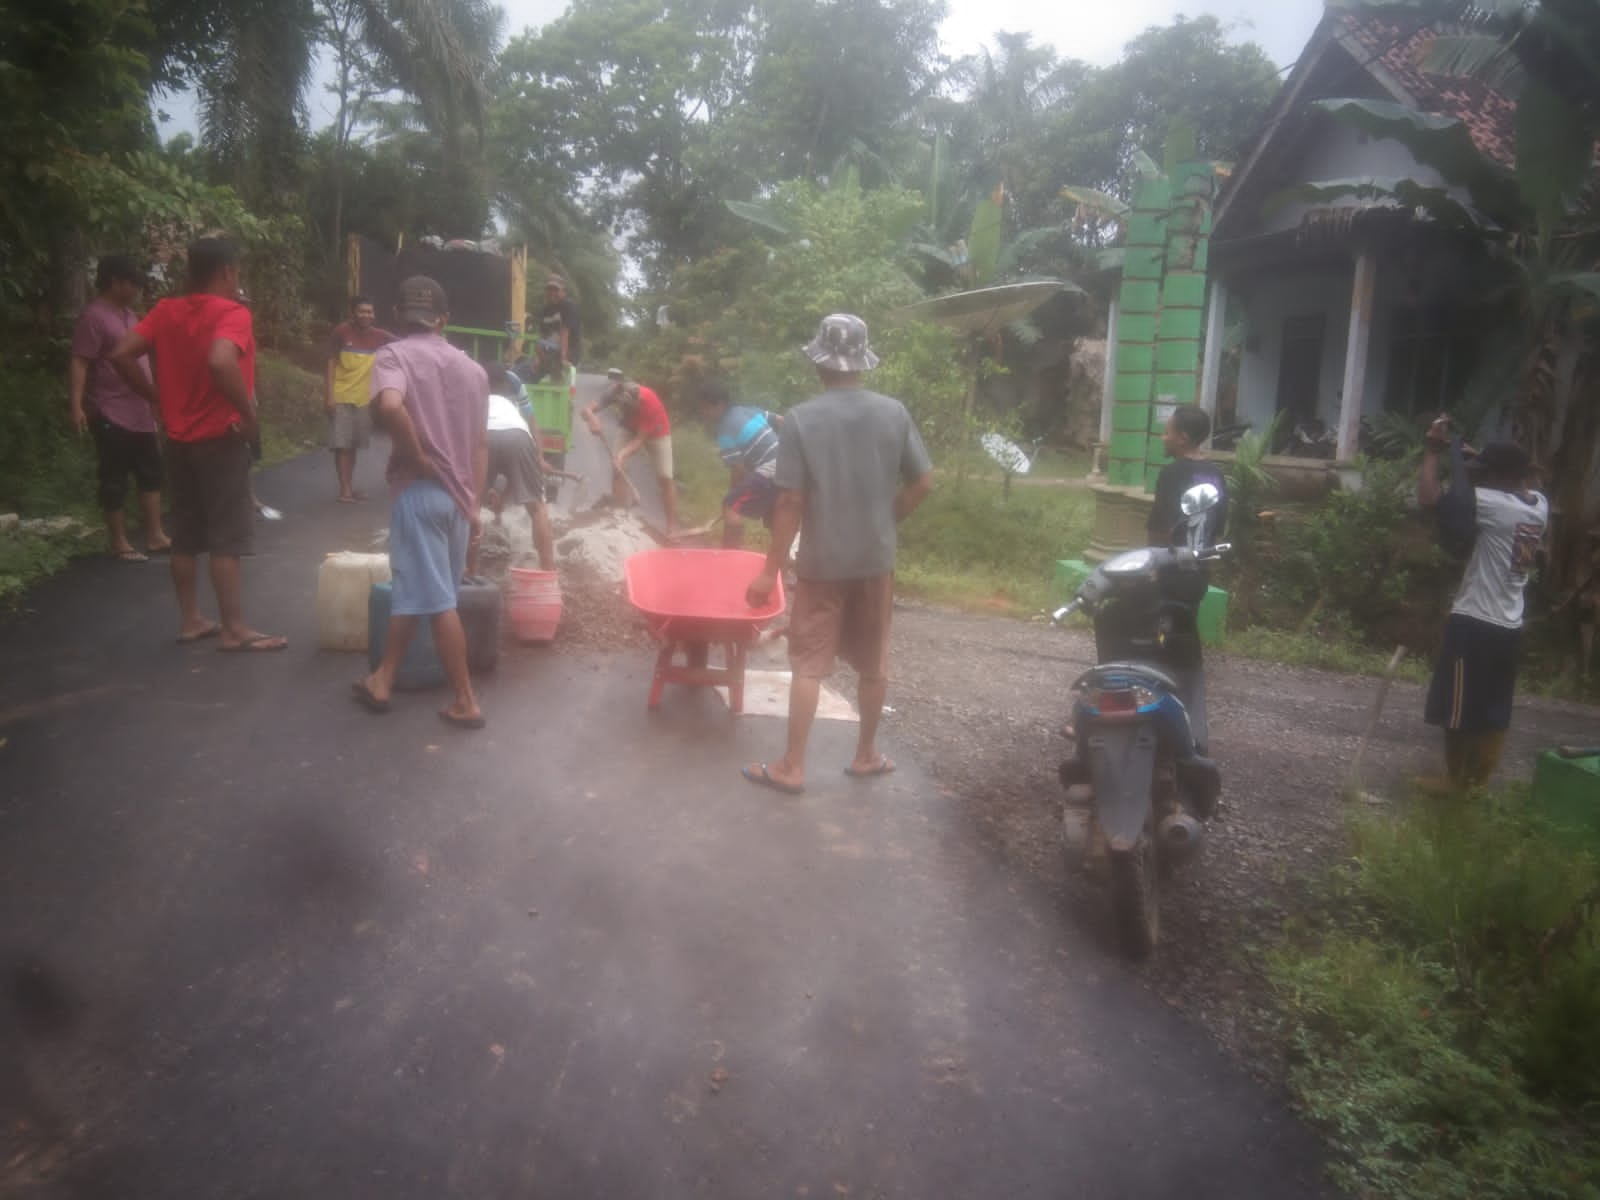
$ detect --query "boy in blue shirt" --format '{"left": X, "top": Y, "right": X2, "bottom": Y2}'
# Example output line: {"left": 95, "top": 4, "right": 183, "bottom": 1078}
{"left": 700, "top": 380, "right": 782, "bottom": 548}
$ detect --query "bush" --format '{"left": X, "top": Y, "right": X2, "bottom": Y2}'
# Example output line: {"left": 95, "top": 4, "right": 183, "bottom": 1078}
{"left": 0, "top": 353, "right": 96, "bottom": 516}
{"left": 254, "top": 352, "right": 325, "bottom": 462}
{"left": 1271, "top": 793, "right": 1600, "bottom": 1198}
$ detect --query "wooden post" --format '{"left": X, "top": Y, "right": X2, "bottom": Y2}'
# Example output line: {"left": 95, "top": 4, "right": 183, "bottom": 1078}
{"left": 1199, "top": 277, "right": 1227, "bottom": 419}
{"left": 1337, "top": 250, "right": 1377, "bottom": 461}
{"left": 344, "top": 233, "right": 361, "bottom": 304}
{"left": 509, "top": 244, "right": 528, "bottom": 361}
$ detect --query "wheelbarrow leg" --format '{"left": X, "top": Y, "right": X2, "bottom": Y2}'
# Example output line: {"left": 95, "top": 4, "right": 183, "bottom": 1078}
{"left": 728, "top": 641, "right": 748, "bottom": 714}
{"left": 648, "top": 641, "right": 674, "bottom": 709}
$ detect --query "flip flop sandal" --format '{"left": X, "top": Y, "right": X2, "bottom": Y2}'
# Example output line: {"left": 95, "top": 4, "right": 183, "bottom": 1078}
{"left": 844, "top": 756, "right": 896, "bottom": 779}
{"left": 176, "top": 623, "right": 222, "bottom": 644}
{"left": 218, "top": 634, "right": 288, "bottom": 653}
{"left": 741, "top": 763, "right": 804, "bottom": 795}
{"left": 146, "top": 544, "right": 173, "bottom": 556}
{"left": 438, "top": 708, "right": 486, "bottom": 730}
{"left": 114, "top": 550, "right": 149, "bottom": 563}
{"left": 351, "top": 681, "right": 391, "bottom": 714}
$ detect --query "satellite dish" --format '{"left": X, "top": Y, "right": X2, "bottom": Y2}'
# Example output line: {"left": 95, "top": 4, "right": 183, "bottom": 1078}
{"left": 982, "top": 432, "right": 1033, "bottom": 476}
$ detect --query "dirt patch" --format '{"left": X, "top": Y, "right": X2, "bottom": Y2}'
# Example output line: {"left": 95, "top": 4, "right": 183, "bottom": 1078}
{"left": 880, "top": 602, "right": 1600, "bottom": 1082}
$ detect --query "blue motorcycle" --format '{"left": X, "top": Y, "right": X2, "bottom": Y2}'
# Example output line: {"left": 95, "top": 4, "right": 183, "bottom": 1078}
{"left": 1053, "top": 484, "right": 1229, "bottom": 957}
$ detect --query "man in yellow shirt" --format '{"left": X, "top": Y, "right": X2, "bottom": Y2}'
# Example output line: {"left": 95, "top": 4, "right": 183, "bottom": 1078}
{"left": 325, "top": 295, "right": 394, "bottom": 502}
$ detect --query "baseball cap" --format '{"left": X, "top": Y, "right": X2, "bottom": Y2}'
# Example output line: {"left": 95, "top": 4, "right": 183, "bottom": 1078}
{"left": 396, "top": 275, "right": 448, "bottom": 325}
{"left": 544, "top": 276, "right": 566, "bottom": 290}
{"left": 606, "top": 367, "right": 625, "bottom": 381}
{"left": 802, "top": 313, "right": 879, "bottom": 372}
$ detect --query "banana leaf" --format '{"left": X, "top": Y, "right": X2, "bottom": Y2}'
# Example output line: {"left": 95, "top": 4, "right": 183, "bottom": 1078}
{"left": 1263, "top": 175, "right": 1490, "bottom": 234}
{"left": 725, "top": 199, "right": 793, "bottom": 237}
{"left": 887, "top": 280, "right": 1079, "bottom": 336}
{"left": 1059, "top": 185, "right": 1129, "bottom": 220}
{"left": 1310, "top": 98, "right": 1524, "bottom": 226}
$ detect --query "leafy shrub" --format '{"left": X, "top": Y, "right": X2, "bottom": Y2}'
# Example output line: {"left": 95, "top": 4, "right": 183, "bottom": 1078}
{"left": 1272, "top": 794, "right": 1600, "bottom": 1198}
{"left": 620, "top": 180, "right": 967, "bottom": 450}
{"left": 0, "top": 355, "right": 95, "bottom": 516}
{"left": 254, "top": 352, "right": 324, "bottom": 460}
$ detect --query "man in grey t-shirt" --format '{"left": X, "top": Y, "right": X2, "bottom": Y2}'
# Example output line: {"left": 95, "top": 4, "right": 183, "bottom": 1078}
{"left": 743, "top": 314, "right": 933, "bottom": 795}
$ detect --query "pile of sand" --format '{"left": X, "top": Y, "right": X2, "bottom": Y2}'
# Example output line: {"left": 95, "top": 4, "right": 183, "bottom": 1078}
{"left": 553, "top": 510, "right": 660, "bottom": 583}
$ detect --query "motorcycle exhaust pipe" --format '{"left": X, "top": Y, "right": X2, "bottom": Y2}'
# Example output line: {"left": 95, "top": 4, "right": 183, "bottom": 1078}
{"left": 1157, "top": 811, "right": 1204, "bottom": 858}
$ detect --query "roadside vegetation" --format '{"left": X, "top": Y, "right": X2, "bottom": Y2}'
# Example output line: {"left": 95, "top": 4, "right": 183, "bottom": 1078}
{"left": 1271, "top": 789, "right": 1600, "bottom": 1199}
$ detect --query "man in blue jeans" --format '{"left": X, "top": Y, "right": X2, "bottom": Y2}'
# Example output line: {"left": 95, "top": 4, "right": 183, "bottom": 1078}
{"left": 351, "top": 276, "right": 490, "bottom": 729}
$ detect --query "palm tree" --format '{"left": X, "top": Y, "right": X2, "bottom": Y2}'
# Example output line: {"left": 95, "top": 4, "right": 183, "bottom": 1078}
{"left": 198, "top": 0, "right": 502, "bottom": 216}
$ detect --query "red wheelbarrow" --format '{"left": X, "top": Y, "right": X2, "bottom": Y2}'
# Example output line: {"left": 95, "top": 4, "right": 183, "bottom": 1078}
{"left": 623, "top": 548, "right": 786, "bottom": 713}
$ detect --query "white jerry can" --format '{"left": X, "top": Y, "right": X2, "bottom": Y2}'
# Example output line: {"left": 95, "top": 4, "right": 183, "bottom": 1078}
{"left": 316, "top": 551, "right": 392, "bottom": 651}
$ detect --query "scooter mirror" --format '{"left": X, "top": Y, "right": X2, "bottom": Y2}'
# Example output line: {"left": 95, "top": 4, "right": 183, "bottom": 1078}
{"left": 1180, "top": 482, "right": 1220, "bottom": 516}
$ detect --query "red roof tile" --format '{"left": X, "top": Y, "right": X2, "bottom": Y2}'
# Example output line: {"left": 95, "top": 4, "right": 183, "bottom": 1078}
{"left": 1336, "top": 11, "right": 1520, "bottom": 170}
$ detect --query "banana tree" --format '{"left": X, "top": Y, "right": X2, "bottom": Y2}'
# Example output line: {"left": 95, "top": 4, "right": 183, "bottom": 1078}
{"left": 1268, "top": 90, "right": 1600, "bottom": 589}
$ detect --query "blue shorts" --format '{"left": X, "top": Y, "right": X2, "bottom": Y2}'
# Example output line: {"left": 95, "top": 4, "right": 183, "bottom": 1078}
{"left": 723, "top": 473, "right": 778, "bottom": 524}
{"left": 389, "top": 481, "right": 468, "bottom": 616}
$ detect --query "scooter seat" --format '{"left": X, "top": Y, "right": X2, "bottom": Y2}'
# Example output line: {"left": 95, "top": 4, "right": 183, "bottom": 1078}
{"left": 1078, "top": 660, "right": 1182, "bottom": 694}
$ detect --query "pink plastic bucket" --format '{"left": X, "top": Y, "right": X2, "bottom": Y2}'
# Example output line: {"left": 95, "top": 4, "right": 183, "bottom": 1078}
{"left": 507, "top": 568, "right": 562, "bottom": 643}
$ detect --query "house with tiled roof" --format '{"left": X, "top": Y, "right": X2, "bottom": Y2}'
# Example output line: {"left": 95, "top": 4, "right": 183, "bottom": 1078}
{"left": 1198, "top": 6, "right": 1527, "bottom": 461}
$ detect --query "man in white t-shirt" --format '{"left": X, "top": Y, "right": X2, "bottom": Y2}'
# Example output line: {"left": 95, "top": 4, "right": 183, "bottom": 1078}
{"left": 1417, "top": 417, "right": 1548, "bottom": 788}
{"left": 483, "top": 364, "right": 555, "bottom": 569}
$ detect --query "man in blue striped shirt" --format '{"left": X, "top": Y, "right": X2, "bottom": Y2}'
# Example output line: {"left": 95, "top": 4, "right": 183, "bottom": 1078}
{"left": 701, "top": 380, "right": 783, "bottom": 548}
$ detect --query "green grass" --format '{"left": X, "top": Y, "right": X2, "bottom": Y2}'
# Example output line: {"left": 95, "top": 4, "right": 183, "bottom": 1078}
{"left": 897, "top": 479, "right": 1092, "bottom": 612}
{"left": 256, "top": 352, "right": 325, "bottom": 465}
{"left": 1223, "top": 627, "right": 1433, "bottom": 684}
{"left": 1271, "top": 790, "right": 1600, "bottom": 1199}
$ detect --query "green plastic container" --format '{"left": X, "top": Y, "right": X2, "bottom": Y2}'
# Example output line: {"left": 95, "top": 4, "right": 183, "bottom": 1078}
{"left": 1052, "top": 558, "right": 1228, "bottom": 646}
{"left": 1532, "top": 752, "right": 1600, "bottom": 846}
{"left": 526, "top": 364, "right": 576, "bottom": 455}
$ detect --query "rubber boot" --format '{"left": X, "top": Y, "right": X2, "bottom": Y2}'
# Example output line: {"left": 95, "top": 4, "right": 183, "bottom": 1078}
{"left": 1465, "top": 730, "right": 1507, "bottom": 789}
{"left": 1445, "top": 730, "right": 1472, "bottom": 784}
{"left": 1415, "top": 731, "right": 1470, "bottom": 797}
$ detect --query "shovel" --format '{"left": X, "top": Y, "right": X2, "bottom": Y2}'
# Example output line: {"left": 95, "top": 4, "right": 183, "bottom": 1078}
{"left": 668, "top": 514, "right": 724, "bottom": 544}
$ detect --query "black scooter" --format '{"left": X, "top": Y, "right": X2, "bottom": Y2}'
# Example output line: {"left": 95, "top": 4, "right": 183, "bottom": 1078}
{"left": 1053, "top": 484, "right": 1229, "bottom": 957}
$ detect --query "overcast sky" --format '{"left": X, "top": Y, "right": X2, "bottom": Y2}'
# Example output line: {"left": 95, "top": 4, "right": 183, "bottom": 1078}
{"left": 157, "top": 0, "right": 1325, "bottom": 138}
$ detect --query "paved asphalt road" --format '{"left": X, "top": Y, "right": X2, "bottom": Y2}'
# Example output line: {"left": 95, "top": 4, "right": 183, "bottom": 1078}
{"left": 0, "top": 385, "right": 1331, "bottom": 1198}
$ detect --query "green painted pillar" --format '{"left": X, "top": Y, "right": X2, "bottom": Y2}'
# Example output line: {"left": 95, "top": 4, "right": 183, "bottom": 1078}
{"left": 1144, "top": 161, "right": 1217, "bottom": 492}
{"left": 1107, "top": 173, "right": 1169, "bottom": 488}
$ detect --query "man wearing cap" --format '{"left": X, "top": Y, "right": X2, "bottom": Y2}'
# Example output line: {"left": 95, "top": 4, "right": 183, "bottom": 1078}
{"left": 581, "top": 371, "right": 678, "bottom": 533}
{"left": 70, "top": 254, "right": 170, "bottom": 561}
{"left": 1417, "top": 415, "right": 1548, "bottom": 788}
{"left": 538, "top": 276, "right": 581, "bottom": 369}
{"left": 352, "top": 276, "right": 490, "bottom": 730}
{"left": 742, "top": 314, "right": 933, "bottom": 795}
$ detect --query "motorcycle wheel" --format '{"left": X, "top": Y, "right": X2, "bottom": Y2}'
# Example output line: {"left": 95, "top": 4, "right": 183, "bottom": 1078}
{"left": 1108, "top": 838, "right": 1159, "bottom": 959}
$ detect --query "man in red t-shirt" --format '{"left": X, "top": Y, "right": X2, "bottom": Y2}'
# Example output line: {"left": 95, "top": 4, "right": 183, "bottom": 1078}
{"left": 110, "top": 236, "right": 286, "bottom": 652}
{"left": 581, "top": 373, "right": 677, "bottom": 532}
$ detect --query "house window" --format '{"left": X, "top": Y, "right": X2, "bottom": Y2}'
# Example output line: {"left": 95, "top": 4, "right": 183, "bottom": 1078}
{"left": 1275, "top": 314, "right": 1326, "bottom": 421}
{"left": 1384, "top": 308, "right": 1480, "bottom": 416}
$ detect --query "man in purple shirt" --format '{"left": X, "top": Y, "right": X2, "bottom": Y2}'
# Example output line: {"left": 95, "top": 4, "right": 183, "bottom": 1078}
{"left": 351, "top": 276, "right": 490, "bottom": 730}
{"left": 69, "top": 255, "right": 170, "bottom": 561}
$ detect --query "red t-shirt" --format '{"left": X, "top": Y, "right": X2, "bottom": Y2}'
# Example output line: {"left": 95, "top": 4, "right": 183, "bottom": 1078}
{"left": 135, "top": 294, "right": 256, "bottom": 443}
{"left": 628, "top": 385, "right": 671, "bottom": 440}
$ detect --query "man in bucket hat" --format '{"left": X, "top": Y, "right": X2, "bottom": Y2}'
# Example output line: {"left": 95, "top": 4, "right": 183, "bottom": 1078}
{"left": 1417, "top": 416, "right": 1548, "bottom": 788}
{"left": 742, "top": 313, "right": 933, "bottom": 796}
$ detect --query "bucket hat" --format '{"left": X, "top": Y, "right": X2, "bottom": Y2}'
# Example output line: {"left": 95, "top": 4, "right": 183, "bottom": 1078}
{"left": 802, "top": 313, "right": 879, "bottom": 372}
